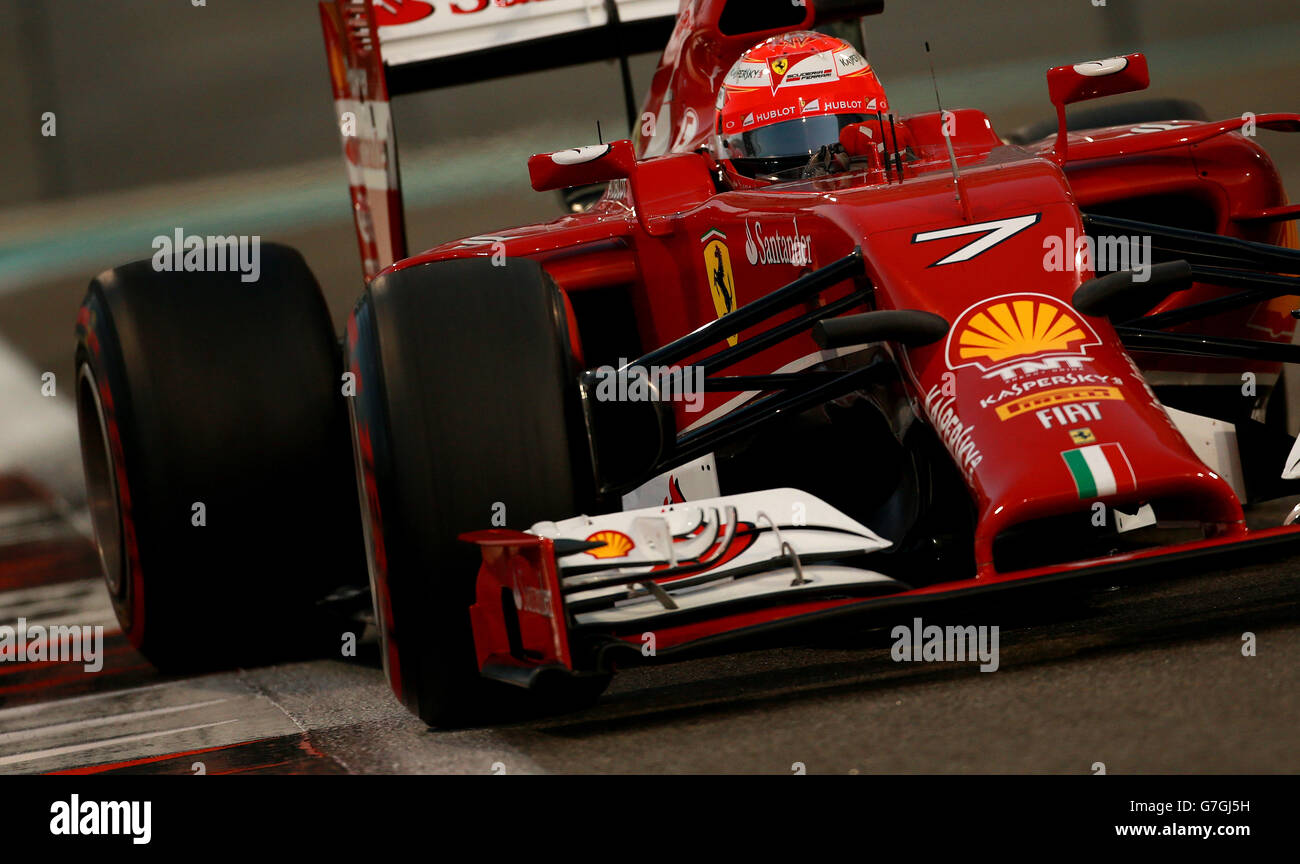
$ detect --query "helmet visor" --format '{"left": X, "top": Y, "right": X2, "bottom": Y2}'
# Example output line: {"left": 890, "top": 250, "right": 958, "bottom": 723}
{"left": 724, "top": 113, "right": 871, "bottom": 160}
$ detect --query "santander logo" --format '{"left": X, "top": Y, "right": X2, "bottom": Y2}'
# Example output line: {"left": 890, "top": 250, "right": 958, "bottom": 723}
{"left": 372, "top": 0, "right": 435, "bottom": 26}
{"left": 745, "top": 219, "right": 813, "bottom": 267}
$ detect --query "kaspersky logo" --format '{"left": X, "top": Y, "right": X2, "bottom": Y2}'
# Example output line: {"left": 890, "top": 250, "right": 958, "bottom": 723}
{"left": 945, "top": 293, "right": 1100, "bottom": 376}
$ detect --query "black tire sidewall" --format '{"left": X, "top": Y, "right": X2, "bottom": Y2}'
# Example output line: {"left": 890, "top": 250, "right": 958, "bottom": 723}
{"left": 347, "top": 257, "right": 593, "bottom": 726}
{"left": 74, "top": 245, "right": 363, "bottom": 667}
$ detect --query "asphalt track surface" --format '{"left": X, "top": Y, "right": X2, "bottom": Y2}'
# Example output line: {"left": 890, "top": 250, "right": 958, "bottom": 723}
{"left": 1, "top": 5, "right": 1298, "bottom": 775}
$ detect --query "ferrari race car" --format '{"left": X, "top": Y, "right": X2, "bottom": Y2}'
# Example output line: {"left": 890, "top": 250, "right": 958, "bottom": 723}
{"left": 73, "top": 0, "right": 1300, "bottom": 727}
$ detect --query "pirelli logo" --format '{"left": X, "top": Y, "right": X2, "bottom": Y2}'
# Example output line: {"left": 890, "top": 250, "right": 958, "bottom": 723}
{"left": 995, "top": 386, "right": 1124, "bottom": 421}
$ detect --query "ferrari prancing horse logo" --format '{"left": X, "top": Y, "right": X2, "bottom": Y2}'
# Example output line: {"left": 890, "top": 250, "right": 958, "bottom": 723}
{"left": 768, "top": 57, "right": 792, "bottom": 90}
{"left": 702, "top": 229, "right": 738, "bottom": 347}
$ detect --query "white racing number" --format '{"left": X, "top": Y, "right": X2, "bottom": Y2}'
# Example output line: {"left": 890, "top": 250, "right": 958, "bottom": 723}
{"left": 912, "top": 213, "right": 1042, "bottom": 267}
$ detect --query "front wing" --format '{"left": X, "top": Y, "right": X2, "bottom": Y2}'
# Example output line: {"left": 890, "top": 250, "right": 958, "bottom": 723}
{"left": 463, "top": 487, "right": 1300, "bottom": 687}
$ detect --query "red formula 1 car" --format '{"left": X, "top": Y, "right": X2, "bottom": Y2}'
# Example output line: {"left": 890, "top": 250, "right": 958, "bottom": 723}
{"left": 74, "top": 0, "right": 1300, "bottom": 726}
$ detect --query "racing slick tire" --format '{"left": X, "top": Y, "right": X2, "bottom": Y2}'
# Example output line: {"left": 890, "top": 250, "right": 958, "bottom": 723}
{"left": 1006, "top": 98, "right": 1209, "bottom": 145}
{"left": 345, "top": 257, "right": 609, "bottom": 728}
{"left": 74, "top": 244, "right": 363, "bottom": 669}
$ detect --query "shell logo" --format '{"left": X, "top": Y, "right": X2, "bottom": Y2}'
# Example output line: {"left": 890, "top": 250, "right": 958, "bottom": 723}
{"left": 946, "top": 293, "right": 1100, "bottom": 372}
{"left": 585, "top": 530, "right": 635, "bottom": 559}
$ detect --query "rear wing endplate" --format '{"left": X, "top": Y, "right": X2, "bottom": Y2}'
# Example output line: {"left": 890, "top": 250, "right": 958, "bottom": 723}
{"left": 320, "top": 1, "right": 408, "bottom": 281}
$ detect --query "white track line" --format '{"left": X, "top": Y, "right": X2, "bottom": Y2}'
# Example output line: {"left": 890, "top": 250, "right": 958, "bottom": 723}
{"left": 0, "top": 680, "right": 186, "bottom": 719}
{"left": 0, "top": 698, "right": 229, "bottom": 745}
{"left": 0, "top": 577, "right": 115, "bottom": 630}
{"left": 1, "top": 601, "right": 116, "bottom": 624}
{"left": 0, "top": 719, "right": 240, "bottom": 768}
{"left": 0, "top": 579, "right": 99, "bottom": 605}
{"left": 4, "top": 593, "right": 104, "bottom": 616}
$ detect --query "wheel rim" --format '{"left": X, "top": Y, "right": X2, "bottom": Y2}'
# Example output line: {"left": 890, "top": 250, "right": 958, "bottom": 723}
{"left": 76, "top": 363, "right": 127, "bottom": 607}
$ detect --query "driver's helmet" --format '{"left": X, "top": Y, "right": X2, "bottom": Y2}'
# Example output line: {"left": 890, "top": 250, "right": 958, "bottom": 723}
{"left": 714, "top": 31, "right": 889, "bottom": 181}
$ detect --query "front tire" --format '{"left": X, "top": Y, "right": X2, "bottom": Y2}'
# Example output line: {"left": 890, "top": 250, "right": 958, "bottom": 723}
{"left": 346, "top": 257, "right": 606, "bottom": 727}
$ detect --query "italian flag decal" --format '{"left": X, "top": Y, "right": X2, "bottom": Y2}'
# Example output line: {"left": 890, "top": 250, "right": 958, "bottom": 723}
{"left": 1061, "top": 443, "right": 1136, "bottom": 499}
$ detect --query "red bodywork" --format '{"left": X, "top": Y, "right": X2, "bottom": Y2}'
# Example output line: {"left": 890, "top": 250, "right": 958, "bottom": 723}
{"left": 324, "top": 0, "right": 1300, "bottom": 680}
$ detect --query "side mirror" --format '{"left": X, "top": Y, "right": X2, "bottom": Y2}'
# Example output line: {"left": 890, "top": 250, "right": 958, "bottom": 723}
{"left": 528, "top": 139, "right": 637, "bottom": 192}
{"left": 1047, "top": 53, "right": 1150, "bottom": 163}
{"left": 1048, "top": 53, "right": 1150, "bottom": 107}
{"left": 812, "top": 310, "right": 950, "bottom": 350}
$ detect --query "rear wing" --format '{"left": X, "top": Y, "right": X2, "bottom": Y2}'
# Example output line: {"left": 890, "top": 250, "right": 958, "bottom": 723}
{"left": 320, "top": 0, "right": 884, "bottom": 282}
{"left": 376, "top": 0, "right": 680, "bottom": 95}
{"left": 319, "top": 1, "right": 680, "bottom": 281}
